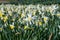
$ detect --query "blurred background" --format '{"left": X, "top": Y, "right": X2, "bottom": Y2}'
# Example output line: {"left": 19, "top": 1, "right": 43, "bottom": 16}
{"left": 0, "top": 0, "right": 60, "bottom": 4}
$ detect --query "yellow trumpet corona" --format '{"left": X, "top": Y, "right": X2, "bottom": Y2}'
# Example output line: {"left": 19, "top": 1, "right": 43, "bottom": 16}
{"left": 21, "top": 14, "right": 25, "bottom": 18}
{"left": 3, "top": 16, "right": 8, "bottom": 22}
{"left": 10, "top": 25, "right": 15, "bottom": 30}
{"left": 44, "top": 17, "right": 48, "bottom": 23}
{"left": 39, "top": 22, "right": 42, "bottom": 26}
{"left": 28, "top": 17, "right": 32, "bottom": 21}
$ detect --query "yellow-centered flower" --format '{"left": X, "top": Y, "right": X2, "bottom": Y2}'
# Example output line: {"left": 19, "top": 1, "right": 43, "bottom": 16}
{"left": 8, "top": 11, "right": 12, "bottom": 16}
{"left": 28, "top": 17, "right": 32, "bottom": 21}
{"left": 12, "top": 18, "right": 15, "bottom": 22}
{"left": 21, "top": 13, "right": 25, "bottom": 18}
{"left": 3, "top": 16, "right": 8, "bottom": 22}
{"left": 9, "top": 13, "right": 12, "bottom": 16}
{"left": 10, "top": 25, "right": 15, "bottom": 30}
{"left": 38, "top": 21, "right": 42, "bottom": 26}
{"left": 32, "top": 10, "right": 36, "bottom": 16}
{"left": 46, "top": 8, "right": 50, "bottom": 12}
{"left": 44, "top": 17, "right": 48, "bottom": 23}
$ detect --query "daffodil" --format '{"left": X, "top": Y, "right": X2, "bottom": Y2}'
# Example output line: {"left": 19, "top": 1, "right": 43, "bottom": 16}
{"left": 10, "top": 25, "right": 15, "bottom": 30}
{"left": 46, "top": 7, "right": 50, "bottom": 12}
{"left": 23, "top": 16, "right": 32, "bottom": 22}
{"left": 24, "top": 26, "right": 29, "bottom": 30}
{"left": 49, "top": 7, "right": 53, "bottom": 13}
{"left": 3, "top": 16, "right": 8, "bottom": 22}
{"left": 0, "top": 10, "right": 3, "bottom": 17}
{"left": 21, "top": 13, "right": 25, "bottom": 18}
{"left": 27, "top": 14, "right": 32, "bottom": 21}
{"left": 9, "top": 13, "right": 12, "bottom": 16}
{"left": 58, "top": 25, "right": 60, "bottom": 29}
{"left": 12, "top": 18, "right": 15, "bottom": 22}
{"left": 32, "top": 10, "right": 36, "bottom": 16}
{"left": 28, "top": 16, "right": 32, "bottom": 21}
{"left": 44, "top": 17, "right": 48, "bottom": 23}
{"left": 38, "top": 21, "right": 42, "bottom": 26}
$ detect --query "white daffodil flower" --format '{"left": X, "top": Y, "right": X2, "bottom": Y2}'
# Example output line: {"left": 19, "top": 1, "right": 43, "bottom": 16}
{"left": 58, "top": 25, "right": 60, "bottom": 29}
{"left": 43, "top": 16, "right": 49, "bottom": 23}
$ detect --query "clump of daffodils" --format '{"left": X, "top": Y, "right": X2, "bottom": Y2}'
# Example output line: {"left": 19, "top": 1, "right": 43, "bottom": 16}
{"left": 0, "top": 4, "right": 59, "bottom": 40}
{"left": 0, "top": 4, "right": 59, "bottom": 27}
{"left": 0, "top": 4, "right": 60, "bottom": 39}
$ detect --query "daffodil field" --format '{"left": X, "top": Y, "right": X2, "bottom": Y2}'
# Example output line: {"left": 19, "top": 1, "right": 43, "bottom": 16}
{"left": 0, "top": 4, "right": 60, "bottom": 40}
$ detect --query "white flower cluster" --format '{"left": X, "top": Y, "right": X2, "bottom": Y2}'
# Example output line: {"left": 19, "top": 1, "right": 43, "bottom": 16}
{"left": 0, "top": 4, "right": 60, "bottom": 30}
